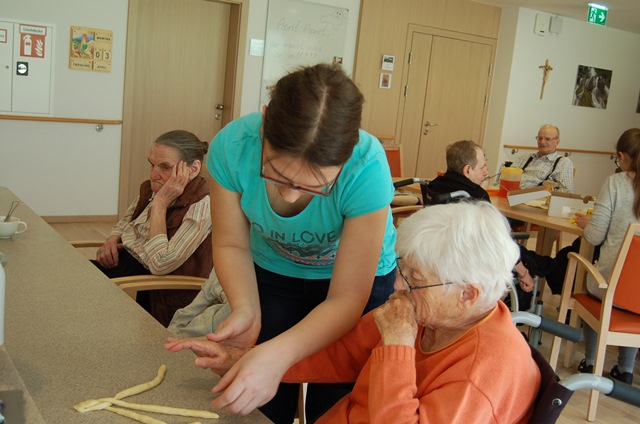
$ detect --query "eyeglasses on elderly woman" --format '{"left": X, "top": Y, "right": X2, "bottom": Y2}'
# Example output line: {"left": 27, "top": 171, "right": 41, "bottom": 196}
{"left": 396, "top": 257, "right": 450, "bottom": 292}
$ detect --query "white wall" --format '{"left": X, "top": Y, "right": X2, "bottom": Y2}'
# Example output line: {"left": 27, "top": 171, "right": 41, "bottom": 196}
{"left": 0, "top": 0, "right": 128, "bottom": 217}
{"left": 486, "top": 7, "right": 640, "bottom": 196}
{"left": 240, "top": 0, "right": 269, "bottom": 116}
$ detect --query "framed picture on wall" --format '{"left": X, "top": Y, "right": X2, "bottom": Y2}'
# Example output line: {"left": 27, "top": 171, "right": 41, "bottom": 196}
{"left": 379, "top": 72, "right": 391, "bottom": 89}
{"left": 636, "top": 89, "right": 640, "bottom": 113}
{"left": 381, "top": 54, "right": 395, "bottom": 71}
{"left": 572, "top": 64, "right": 612, "bottom": 109}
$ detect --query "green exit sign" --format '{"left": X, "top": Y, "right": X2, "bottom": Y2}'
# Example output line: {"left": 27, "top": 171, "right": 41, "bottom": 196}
{"left": 588, "top": 4, "right": 608, "bottom": 26}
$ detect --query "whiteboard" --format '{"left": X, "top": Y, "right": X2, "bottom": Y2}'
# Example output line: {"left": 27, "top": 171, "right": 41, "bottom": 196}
{"left": 260, "top": 0, "right": 351, "bottom": 106}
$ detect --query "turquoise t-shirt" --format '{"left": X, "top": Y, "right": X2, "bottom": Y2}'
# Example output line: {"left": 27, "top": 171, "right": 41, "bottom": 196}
{"left": 208, "top": 112, "right": 397, "bottom": 279}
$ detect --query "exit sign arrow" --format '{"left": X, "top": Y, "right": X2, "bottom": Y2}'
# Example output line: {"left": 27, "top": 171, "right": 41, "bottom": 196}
{"left": 588, "top": 4, "right": 608, "bottom": 27}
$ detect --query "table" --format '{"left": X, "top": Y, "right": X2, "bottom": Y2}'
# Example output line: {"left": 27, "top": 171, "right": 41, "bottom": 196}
{"left": 391, "top": 178, "right": 593, "bottom": 292}
{"left": 491, "top": 195, "right": 593, "bottom": 292}
{"left": 0, "top": 187, "right": 271, "bottom": 424}
{"left": 490, "top": 195, "right": 584, "bottom": 253}
{"left": 392, "top": 178, "right": 587, "bottom": 256}
{"left": 1, "top": 347, "right": 45, "bottom": 423}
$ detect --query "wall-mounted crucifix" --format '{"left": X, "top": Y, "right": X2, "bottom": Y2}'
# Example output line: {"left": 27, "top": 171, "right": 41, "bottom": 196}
{"left": 539, "top": 59, "right": 553, "bottom": 99}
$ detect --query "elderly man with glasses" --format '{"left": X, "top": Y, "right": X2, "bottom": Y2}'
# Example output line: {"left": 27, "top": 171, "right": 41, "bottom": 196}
{"left": 501, "top": 124, "right": 574, "bottom": 192}
{"left": 166, "top": 201, "right": 541, "bottom": 423}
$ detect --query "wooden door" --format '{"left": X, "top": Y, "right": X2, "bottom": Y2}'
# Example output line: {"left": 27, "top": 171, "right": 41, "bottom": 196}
{"left": 398, "top": 29, "right": 494, "bottom": 179}
{"left": 397, "top": 32, "right": 432, "bottom": 178}
{"left": 119, "top": 0, "right": 232, "bottom": 215}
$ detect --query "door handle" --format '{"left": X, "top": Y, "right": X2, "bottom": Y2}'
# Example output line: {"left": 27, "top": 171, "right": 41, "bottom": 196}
{"left": 423, "top": 121, "right": 438, "bottom": 135}
{"left": 214, "top": 104, "right": 224, "bottom": 120}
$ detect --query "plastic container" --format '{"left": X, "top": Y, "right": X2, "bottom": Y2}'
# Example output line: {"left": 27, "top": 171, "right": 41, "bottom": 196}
{"left": 486, "top": 188, "right": 500, "bottom": 197}
{"left": 499, "top": 167, "right": 523, "bottom": 197}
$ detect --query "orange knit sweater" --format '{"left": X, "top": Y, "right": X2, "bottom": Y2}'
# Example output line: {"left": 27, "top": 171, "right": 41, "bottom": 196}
{"left": 283, "top": 301, "right": 540, "bottom": 423}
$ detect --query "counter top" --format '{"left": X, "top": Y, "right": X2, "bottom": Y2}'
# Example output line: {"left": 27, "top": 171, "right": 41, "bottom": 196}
{"left": 0, "top": 187, "right": 271, "bottom": 424}
{"left": 0, "top": 346, "right": 46, "bottom": 424}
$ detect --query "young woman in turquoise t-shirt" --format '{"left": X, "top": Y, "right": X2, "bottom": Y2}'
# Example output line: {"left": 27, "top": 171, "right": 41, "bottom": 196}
{"left": 201, "top": 64, "right": 397, "bottom": 423}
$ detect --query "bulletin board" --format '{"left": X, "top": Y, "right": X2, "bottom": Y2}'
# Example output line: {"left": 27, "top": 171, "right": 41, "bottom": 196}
{"left": 69, "top": 25, "right": 112, "bottom": 72}
{"left": 259, "top": 0, "right": 352, "bottom": 106}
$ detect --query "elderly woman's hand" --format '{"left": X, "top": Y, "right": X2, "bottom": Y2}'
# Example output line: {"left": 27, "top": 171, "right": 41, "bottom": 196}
{"left": 154, "top": 160, "right": 191, "bottom": 208}
{"left": 373, "top": 292, "right": 418, "bottom": 347}
{"left": 164, "top": 335, "right": 250, "bottom": 375}
{"left": 96, "top": 235, "right": 123, "bottom": 268}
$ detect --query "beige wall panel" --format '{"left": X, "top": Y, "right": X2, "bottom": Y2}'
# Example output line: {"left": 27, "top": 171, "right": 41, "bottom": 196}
{"left": 354, "top": 0, "right": 500, "bottom": 145}
{"left": 408, "top": 0, "right": 501, "bottom": 39}
{"left": 354, "top": 0, "right": 411, "bottom": 141}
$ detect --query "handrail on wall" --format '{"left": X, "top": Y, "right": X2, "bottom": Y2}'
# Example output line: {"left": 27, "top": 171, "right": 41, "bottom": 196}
{"left": 503, "top": 144, "right": 616, "bottom": 159}
{"left": 0, "top": 114, "right": 122, "bottom": 125}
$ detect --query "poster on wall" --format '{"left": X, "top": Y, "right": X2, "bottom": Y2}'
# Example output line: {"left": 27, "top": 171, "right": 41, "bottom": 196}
{"left": 572, "top": 64, "right": 612, "bottom": 109}
{"left": 69, "top": 25, "right": 112, "bottom": 72}
{"left": 19, "top": 24, "right": 47, "bottom": 58}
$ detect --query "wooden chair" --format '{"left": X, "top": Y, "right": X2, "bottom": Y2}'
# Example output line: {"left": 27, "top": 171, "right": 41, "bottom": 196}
{"left": 548, "top": 222, "right": 640, "bottom": 421}
{"left": 383, "top": 142, "right": 423, "bottom": 226}
{"left": 70, "top": 240, "right": 205, "bottom": 326}
{"left": 383, "top": 145, "right": 403, "bottom": 178}
{"left": 112, "top": 274, "right": 205, "bottom": 299}
{"left": 390, "top": 177, "right": 425, "bottom": 227}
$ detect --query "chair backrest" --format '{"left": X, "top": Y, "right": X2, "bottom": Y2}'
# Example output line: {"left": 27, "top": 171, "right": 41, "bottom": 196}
{"left": 609, "top": 222, "right": 640, "bottom": 314}
{"left": 384, "top": 146, "right": 403, "bottom": 178}
{"left": 69, "top": 240, "right": 206, "bottom": 326}
{"left": 113, "top": 275, "right": 205, "bottom": 299}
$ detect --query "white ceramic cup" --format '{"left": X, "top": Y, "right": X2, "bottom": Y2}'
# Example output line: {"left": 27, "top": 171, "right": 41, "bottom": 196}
{"left": 0, "top": 216, "right": 28, "bottom": 239}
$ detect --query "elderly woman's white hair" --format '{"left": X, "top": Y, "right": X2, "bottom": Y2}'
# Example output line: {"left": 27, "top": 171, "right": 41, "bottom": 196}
{"left": 396, "top": 200, "right": 519, "bottom": 310}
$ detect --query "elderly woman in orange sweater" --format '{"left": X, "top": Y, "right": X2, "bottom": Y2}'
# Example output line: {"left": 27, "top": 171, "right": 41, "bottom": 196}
{"left": 165, "top": 201, "right": 540, "bottom": 423}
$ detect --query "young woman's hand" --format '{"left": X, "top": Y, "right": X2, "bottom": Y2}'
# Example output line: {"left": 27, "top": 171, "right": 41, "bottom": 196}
{"left": 574, "top": 212, "right": 590, "bottom": 229}
{"left": 206, "top": 307, "right": 261, "bottom": 349}
{"left": 210, "top": 342, "right": 288, "bottom": 415}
